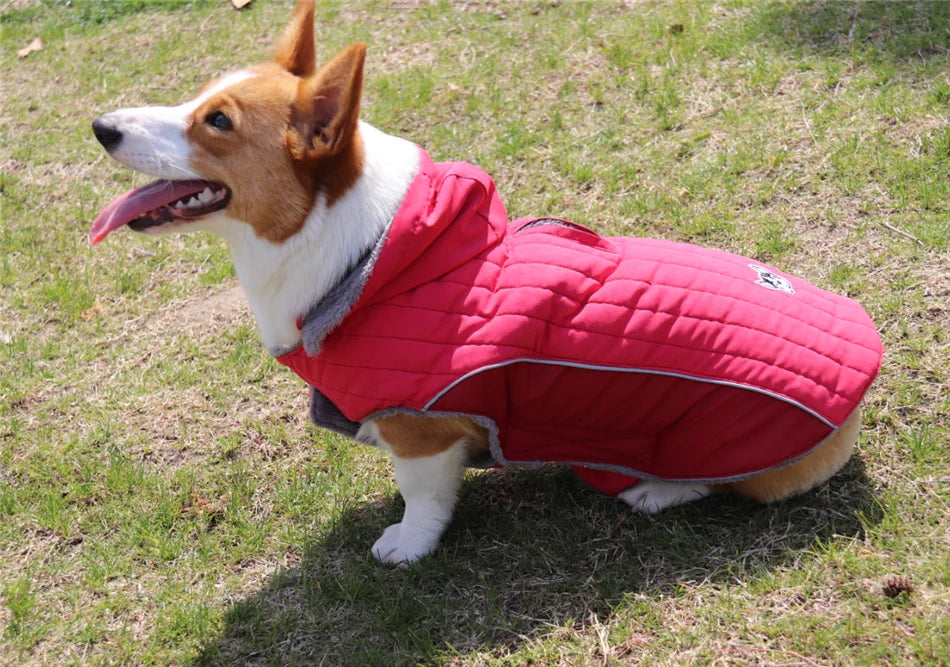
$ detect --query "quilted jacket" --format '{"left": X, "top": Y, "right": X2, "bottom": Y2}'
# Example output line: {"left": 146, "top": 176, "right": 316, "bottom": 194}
{"left": 276, "top": 150, "right": 883, "bottom": 495}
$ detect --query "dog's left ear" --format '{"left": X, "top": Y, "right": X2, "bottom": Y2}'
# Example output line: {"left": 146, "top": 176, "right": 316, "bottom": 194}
{"left": 274, "top": 0, "right": 316, "bottom": 77}
{"left": 287, "top": 42, "right": 365, "bottom": 162}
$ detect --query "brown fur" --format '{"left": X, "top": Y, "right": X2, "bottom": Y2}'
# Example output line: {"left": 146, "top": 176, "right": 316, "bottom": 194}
{"left": 184, "top": 2, "right": 365, "bottom": 243}
{"left": 375, "top": 413, "right": 490, "bottom": 460}
{"left": 287, "top": 43, "right": 367, "bottom": 208}
{"left": 186, "top": 70, "right": 315, "bottom": 243}
{"left": 272, "top": 0, "right": 317, "bottom": 78}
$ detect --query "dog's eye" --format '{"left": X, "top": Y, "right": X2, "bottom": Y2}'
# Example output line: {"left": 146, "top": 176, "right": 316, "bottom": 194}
{"left": 205, "top": 110, "right": 233, "bottom": 132}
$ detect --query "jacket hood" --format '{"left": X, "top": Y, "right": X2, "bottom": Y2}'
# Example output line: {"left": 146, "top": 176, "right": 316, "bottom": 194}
{"left": 299, "top": 149, "right": 508, "bottom": 355}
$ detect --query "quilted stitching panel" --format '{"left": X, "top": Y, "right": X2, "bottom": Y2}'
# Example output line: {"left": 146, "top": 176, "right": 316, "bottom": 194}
{"left": 317, "top": 221, "right": 879, "bottom": 425}
{"left": 285, "top": 156, "right": 881, "bottom": 438}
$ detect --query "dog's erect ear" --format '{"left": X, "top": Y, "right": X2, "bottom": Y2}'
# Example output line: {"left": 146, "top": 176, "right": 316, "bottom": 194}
{"left": 288, "top": 42, "right": 366, "bottom": 162}
{"left": 274, "top": 0, "right": 316, "bottom": 77}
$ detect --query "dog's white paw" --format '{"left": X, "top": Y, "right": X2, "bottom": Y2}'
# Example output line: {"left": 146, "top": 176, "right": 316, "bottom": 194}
{"left": 371, "top": 522, "right": 441, "bottom": 566}
{"left": 619, "top": 480, "right": 712, "bottom": 514}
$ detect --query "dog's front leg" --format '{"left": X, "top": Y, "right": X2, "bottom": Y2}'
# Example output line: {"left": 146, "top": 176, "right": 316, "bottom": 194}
{"left": 360, "top": 418, "right": 470, "bottom": 565}
{"left": 372, "top": 444, "right": 467, "bottom": 564}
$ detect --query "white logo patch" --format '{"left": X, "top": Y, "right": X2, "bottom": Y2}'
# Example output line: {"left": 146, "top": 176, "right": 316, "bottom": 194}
{"left": 749, "top": 264, "right": 795, "bottom": 294}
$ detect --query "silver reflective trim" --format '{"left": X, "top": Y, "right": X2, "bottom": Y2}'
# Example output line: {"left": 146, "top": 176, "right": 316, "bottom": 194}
{"left": 421, "top": 358, "right": 838, "bottom": 429}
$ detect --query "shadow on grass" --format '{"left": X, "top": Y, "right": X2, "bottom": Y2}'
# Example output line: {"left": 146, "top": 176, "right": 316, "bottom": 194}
{"left": 750, "top": 0, "right": 949, "bottom": 62}
{"left": 195, "top": 456, "right": 882, "bottom": 664}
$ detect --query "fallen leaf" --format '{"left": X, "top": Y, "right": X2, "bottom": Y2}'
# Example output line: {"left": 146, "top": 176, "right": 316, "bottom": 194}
{"left": 81, "top": 299, "right": 105, "bottom": 321}
{"left": 231, "top": 0, "right": 252, "bottom": 8}
{"left": 181, "top": 496, "right": 226, "bottom": 518}
{"left": 18, "top": 37, "right": 43, "bottom": 59}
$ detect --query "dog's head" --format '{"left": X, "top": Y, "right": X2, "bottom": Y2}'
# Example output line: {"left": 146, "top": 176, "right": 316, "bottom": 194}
{"left": 90, "top": 0, "right": 365, "bottom": 245}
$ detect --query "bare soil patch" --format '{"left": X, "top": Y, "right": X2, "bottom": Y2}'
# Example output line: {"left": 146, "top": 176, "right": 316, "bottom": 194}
{"left": 142, "top": 281, "right": 251, "bottom": 340}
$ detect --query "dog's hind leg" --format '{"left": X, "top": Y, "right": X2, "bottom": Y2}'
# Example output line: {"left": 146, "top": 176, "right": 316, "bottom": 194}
{"left": 620, "top": 406, "right": 863, "bottom": 513}
{"left": 716, "top": 407, "right": 861, "bottom": 504}
{"left": 618, "top": 480, "right": 713, "bottom": 514}
{"left": 618, "top": 408, "right": 861, "bottom": 513}
{"left": 361, "top": 414, "right": 488, "bottom": 565}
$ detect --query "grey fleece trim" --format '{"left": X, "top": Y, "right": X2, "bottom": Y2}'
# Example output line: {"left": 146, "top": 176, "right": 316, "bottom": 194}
{"left": 309, "top": 387, "right": 361, "bottom": 438}
{"left": 297, "top": 228, "right": 390, "bottom": 357}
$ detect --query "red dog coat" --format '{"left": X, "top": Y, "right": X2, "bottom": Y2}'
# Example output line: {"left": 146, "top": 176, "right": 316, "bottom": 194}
{"left": 277, "top": 150, "right": 882, "bottom": 495}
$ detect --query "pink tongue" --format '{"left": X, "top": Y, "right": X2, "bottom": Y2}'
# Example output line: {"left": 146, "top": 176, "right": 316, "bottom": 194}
{"left": 89, "top": 179, "right": 213, "bottom": 245}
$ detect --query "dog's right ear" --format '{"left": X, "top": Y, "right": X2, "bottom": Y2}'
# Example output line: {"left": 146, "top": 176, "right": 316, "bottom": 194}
{"left": 287, "top": 42, "right": 366, "bottom": 163}
{"left": 274, "top": 0, "right": 316, "bottom": 78}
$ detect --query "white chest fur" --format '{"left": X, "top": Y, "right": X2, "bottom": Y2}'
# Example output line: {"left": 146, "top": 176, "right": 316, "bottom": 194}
{"left": 207, "top": 123, "right": 420, "bottom": 355}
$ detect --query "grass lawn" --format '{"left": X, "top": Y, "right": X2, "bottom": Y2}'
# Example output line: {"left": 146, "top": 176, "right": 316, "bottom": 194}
{"left": 2, "top": 0, "right": 948, "bottom": 664}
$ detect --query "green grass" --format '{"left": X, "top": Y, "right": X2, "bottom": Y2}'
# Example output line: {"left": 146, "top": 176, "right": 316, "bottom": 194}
{"left": 2, "top": 0, "right": 949, "bottom": 664}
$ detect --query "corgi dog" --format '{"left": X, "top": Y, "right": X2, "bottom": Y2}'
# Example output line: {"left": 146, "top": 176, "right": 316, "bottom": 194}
{"left": 91, "top": 0, "right": 881, "bottom": 565}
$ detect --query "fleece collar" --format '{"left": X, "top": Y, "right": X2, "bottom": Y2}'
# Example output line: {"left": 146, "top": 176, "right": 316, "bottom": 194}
{"left": 296, "top": 230, "right": 386, "bottom": 356}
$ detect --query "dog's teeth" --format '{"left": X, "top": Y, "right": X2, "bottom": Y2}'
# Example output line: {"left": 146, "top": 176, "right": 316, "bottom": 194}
{"left": 198, "top": 187, "right": 213, "bottom": 203}
{"left": 188, "top": 196, "right": 201, "bottom": 207}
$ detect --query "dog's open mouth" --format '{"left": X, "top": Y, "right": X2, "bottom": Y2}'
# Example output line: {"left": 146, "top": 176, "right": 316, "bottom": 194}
{"left": 89, "top": 179, "right": 231, "bottom": 245}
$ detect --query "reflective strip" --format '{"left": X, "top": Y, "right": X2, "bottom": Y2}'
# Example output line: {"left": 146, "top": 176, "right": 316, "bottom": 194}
{"left": 422, "top": 358, "right": 838, "bottom": 428}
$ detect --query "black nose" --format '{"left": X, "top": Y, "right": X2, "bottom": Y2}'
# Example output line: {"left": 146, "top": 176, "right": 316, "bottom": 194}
{"left": 92, "top": 116, "right": 122, "bottom": 150}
